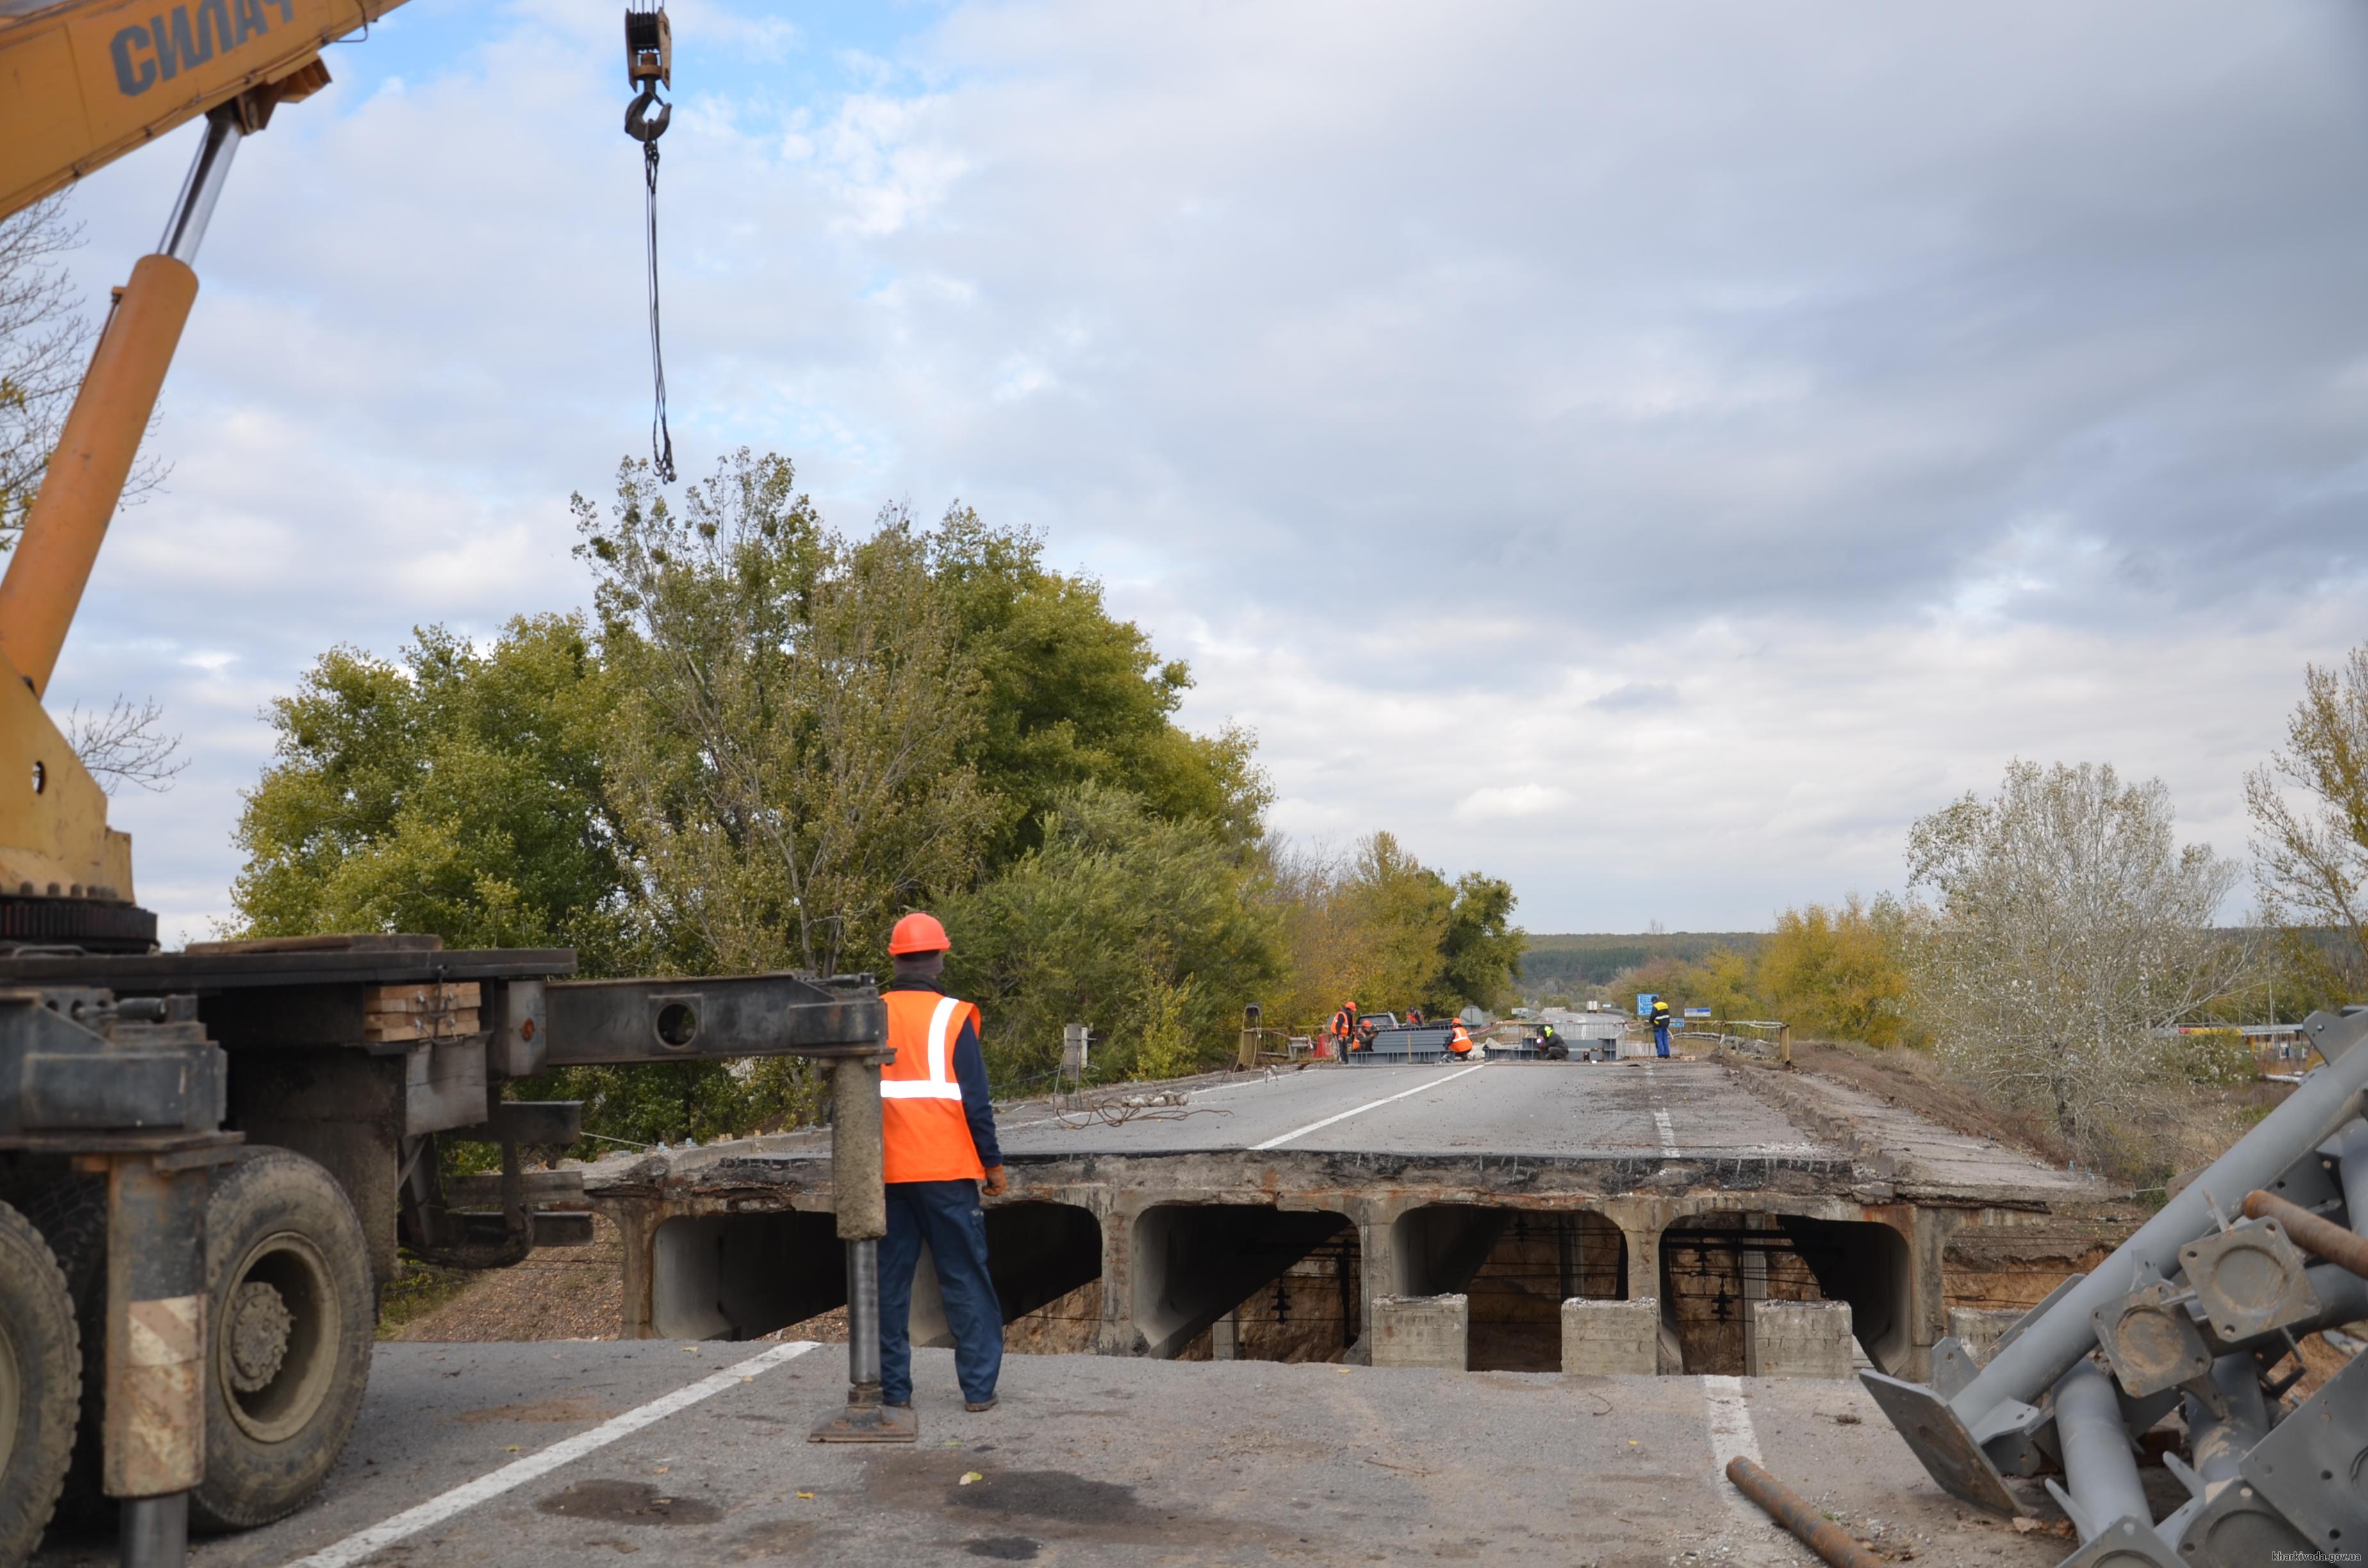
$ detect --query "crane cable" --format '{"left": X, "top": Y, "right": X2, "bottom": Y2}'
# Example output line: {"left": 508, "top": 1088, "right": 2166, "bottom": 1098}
{"left": 640, "top": 133, "right": 674, "bottom": 482}
{"left": 625, "top": 5, "right": 677, "bottom": 482}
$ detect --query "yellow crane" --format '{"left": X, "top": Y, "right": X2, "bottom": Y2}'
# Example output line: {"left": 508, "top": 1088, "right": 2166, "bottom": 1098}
{"left": 0, "top": 1, "right": 404, "bottom": 945}
{"left": 0, "top": 1, "right": 673, "bottom": 947}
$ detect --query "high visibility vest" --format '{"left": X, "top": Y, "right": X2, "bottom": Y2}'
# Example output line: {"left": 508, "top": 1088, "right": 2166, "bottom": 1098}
{"left": 1447, "top": 1024, "right": 1474, "bottom": 1056}
{"left": 880, "top": 989, "right": 987, "bottom": 1184}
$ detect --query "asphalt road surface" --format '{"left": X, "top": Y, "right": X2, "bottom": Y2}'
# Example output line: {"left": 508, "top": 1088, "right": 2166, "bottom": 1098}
{"left": 35, "top": 1342, "right": 2080, "bottom": 1568}
{"left": 737, "top": 1060, "right": 1838, "bottom": 1163}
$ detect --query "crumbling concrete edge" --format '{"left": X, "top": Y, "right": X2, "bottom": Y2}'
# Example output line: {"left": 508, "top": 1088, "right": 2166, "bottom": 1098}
{"left": 1718, "top": 1056, "right": 1906, "bottom": 1180}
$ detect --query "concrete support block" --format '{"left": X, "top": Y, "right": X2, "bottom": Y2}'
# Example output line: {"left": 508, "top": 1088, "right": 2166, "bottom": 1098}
{"left": 1752, "top": 1299, "right": 1855, "bottom": 1378}
{"left": 1371, "top": 1293, "right": 1468, "bottom": 1370}
{"left": 1946, "top": 1306, "right": 2026, "bottom": 1367}
{"left": 1561, "top": 1296, "right": 1657, "bottom": 1375}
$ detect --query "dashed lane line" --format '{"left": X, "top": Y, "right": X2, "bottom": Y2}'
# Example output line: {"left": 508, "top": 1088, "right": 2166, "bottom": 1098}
{"left": 1249, "top": 1062, "right": 1489, "bottom": 1150}
{"left": 281, "top": 1341, "right": 822, "bottom": 1568}
{"left": 1643, "top": 1059, "right": 1680, "bottom": 1158}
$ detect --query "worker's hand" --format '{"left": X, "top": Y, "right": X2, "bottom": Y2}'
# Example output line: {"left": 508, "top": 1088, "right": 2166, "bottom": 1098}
{"left": 982, "top": 1166, "right": 1008, "bottom": 1198}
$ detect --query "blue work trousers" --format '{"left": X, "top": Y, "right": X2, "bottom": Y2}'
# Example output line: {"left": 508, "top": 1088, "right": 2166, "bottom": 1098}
{"left": 878, "top": 1179, "right": 1003, "bottom": 1406}
{"left": 1653, "top": 1024, "right": 1671, "bottom": 1057}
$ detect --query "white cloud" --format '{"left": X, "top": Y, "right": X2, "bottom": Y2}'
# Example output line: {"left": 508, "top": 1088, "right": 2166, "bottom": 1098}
{"left": 1456, "top": 785, "right": 1574, "bottom": 822}
{"left": 28, "top": 0, "right": 2368, "bottom": 940}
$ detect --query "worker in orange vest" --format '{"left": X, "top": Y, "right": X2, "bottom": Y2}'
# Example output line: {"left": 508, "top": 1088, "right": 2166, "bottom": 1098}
{"left": 878, "top": 911, "right": 1007, "bottom": 1414}
{"left": 1447, "top": 1019, "right": 1476, "bottom": 1058}
{"left": 1329, "top": 1002, "right": 1358, "bottom": 1056}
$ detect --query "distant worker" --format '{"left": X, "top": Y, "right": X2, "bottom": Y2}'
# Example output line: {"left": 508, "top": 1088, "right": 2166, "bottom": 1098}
{"left": 878, "top": 911, "right": 1007, "bottom": 1415}
{"left": 1447, "top": 1019, "right": 1476, "bottom": 1059}
{"left": 1404, "top": 1006, "right": 1424, "bottom": 1027}
{"left": 1649, "top": 997, "right": 1674, "bottom": 1058}
{"left": 1537, "top": 1021, "right": 1565, "bottom": 1061}
{"left": 1329, "top": 1001, "right": 1359, "bottom": 1056}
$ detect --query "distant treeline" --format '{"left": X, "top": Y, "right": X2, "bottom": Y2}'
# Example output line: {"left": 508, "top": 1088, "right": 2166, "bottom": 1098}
{"left": 1519, "top": 932, "right": 1768, "bottom": 991}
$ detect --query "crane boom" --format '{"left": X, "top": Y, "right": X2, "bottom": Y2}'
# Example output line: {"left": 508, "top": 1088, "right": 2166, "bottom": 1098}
{"left": 0, "top": 0, "right": 407, "bottom": 923}
{"left": 0, "top": 0, "right": 404, "bottom": 223}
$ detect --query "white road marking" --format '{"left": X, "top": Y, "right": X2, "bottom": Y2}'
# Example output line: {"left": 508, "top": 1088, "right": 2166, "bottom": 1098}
{"left": 1702, "top": 1373, "right": 1786, "bottom": 1543}
{"left": 282, "top": 1341, "right": 822, "bottom": 1568}
{"left": 1642, "top": 1060, "right": 1679, "bottom": 1157}
{"left": 1249, "top": 1063, "right": 1488, "bottom": 1150}
{"left": 1702, "top": 1373, "right": 1762, "bottom": 1468}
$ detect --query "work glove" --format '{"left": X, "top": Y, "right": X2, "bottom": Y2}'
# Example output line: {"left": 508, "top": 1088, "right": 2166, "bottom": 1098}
{"left": 982, "top": 1165, "right": 1008, "bottom": 1198}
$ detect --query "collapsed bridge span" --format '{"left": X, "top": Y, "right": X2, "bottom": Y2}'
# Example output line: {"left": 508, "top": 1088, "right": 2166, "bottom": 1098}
{"left": 583, "top": 1058, "right": 2136, "bottom": 1377}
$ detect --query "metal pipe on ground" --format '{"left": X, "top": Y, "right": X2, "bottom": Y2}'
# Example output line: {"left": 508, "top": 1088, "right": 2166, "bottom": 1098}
{"left": 2241, "top": 1190, "right": 2368, "bottom": 1280}
{"left": 2043, "top": 1357, "right": 2154, "bottom": 1542}
{"left": 2186, "top": 1353, "right": 2272, "bottom": 1490}
{"left": 1723, "top": 1457, "right": 1882, "bottom": 1568}
{"left": 1861, "top": 1006, "right": 2368, "bottom": 1515}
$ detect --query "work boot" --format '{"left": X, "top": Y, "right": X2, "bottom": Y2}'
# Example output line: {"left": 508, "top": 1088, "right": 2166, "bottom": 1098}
{"left": 964, "top": 1396, "right": 998, "bottom": 1413}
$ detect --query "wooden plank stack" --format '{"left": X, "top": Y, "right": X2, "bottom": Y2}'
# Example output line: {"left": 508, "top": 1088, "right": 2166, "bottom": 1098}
{"left": 362, "top": 981, "right": 482, "bottom": 1043}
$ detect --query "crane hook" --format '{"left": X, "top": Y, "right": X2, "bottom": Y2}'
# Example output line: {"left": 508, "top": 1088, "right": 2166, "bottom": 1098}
{"left": 626, "top": 83, "right": 671, "bottom": 143}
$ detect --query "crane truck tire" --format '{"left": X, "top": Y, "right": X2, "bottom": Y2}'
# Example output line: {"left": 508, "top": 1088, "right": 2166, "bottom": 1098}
{"left": 190, "top": 1150, "right": 374, "bottom": 1532}
{"left": 0, "top": 1200, "right": 81, "bottom": 1567}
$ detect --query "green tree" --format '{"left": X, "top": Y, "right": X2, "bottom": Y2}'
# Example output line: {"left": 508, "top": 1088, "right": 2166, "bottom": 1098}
{"left": 1755, "top": 894, "right": 1914, "bottom": 1047}
{"left": 942, "top": 784, "right": 1285, "bottom": 1084}
{"left": 1437, "top": 871, "right": 1525, "bottom": 1013}
{"left": 1907, "top": 760, "right": 2250, "bottom": 1168}
{"left": 926, "top": 507, "right": 1270, "bottom": 863}
{"left": 580, "top": 453, "right": 995, "bottom": 978}
{"left": 231, "top": 615, "right": 636, "bottom": 967}
{"left": 2246, "top": 646, "right": 2368, "bottom": 993}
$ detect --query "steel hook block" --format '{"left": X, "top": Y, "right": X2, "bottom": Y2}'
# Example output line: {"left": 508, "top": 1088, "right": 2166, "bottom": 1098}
{"left": 625, "top": 85, "right": 671, "bottom": 143}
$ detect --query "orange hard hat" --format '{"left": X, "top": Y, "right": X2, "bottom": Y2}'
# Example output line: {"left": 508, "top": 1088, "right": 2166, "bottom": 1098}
{"left": 889, "top": 911, "right": 951, "bottom": 955}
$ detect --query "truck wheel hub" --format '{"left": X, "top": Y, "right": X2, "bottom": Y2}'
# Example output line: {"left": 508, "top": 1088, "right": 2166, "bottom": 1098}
{"left": 227, "top": 1280, "right": 293, "bottom": 1392}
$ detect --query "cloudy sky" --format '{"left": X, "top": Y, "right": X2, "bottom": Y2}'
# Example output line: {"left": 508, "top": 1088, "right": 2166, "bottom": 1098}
{"left": 35, "top": 0, "right": 2368, "bottom": 942}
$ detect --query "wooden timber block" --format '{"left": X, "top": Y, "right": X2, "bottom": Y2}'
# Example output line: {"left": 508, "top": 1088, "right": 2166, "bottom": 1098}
{"left": 365, "top": 982, "right": 482, "bottom": 1016}
{"left": 361, "top": 1009, "right": 482, "bottom": 1043}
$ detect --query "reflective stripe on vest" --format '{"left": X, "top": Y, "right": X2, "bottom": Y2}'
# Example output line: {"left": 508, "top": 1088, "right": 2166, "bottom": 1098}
{"left": 882, "top": 996, "right": 966, "bottom": 1101}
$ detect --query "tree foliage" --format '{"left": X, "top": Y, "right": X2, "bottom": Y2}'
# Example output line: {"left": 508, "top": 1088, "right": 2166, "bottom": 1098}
{"left": 943, "top": 785, "right": 1285, "bottom": 1084}
{"left": 2247, "top": 644, "right": 2368, "bottom": 992}
{"left": 1, "top": 199, "right": 90, "bottom": 546}
{"left": 579, "top": 453, "right": 993, "bottom": 977}
{"left": 928, "top": 508, "right": 1270, "bottom": 861}
{"left": 1905, "top": 760, "right": 2249, "bottom": 1164}
{"left": 1756, "top": 894, "right": 1916, "bottom": 1047}
{"left": 232, "top": 616, "right": 637, "bottom": 967}
{"left": 1270, "top": 833, "right": 1525, "bottom": 1025}
{"left": 230, "top": 450, "right": 1443, "bottom": 1138}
